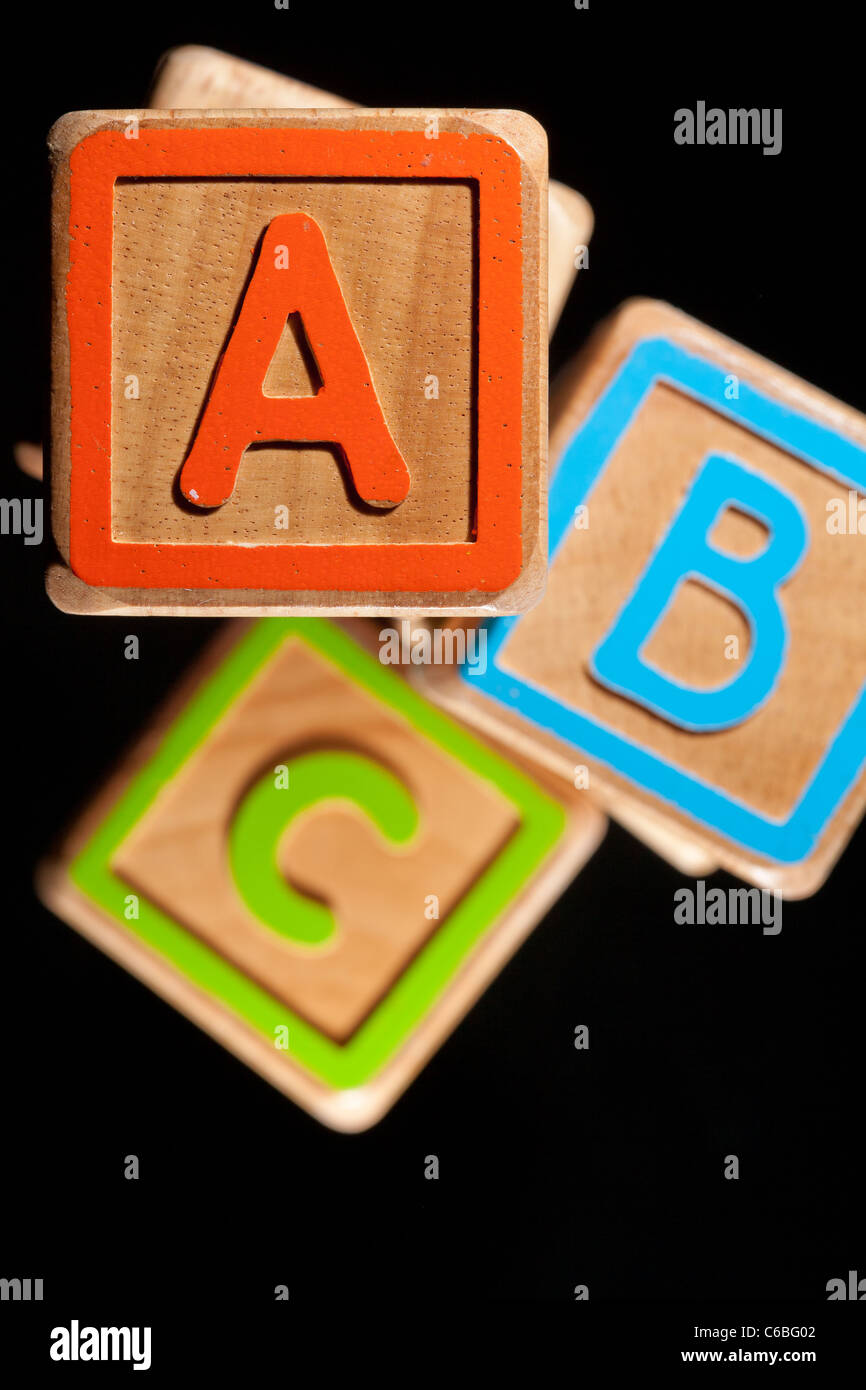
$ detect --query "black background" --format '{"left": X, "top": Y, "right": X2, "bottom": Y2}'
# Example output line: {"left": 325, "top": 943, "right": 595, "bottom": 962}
{"left": 1, "top": 0, "right": 863, "bottom": 1353}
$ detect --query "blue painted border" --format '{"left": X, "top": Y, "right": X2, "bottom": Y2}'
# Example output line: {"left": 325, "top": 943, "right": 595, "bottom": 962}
{"left": 465, "top": 336, "right": 866, "bottom": 864}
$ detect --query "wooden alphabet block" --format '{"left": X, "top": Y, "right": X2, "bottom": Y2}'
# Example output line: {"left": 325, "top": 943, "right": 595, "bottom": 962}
{"left": 38, "top": 619, "right": 604, "bottom": 1130}
{"left": 48, "top": 107, "right": 548, "bottom": 616}
{"left": 420, "top": 300, "right": 866, "bottom": 897}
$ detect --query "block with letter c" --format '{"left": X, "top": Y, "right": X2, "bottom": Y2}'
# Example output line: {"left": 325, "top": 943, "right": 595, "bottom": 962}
{"left": 37, "top": 619, "right": 604, "bottom": 1129}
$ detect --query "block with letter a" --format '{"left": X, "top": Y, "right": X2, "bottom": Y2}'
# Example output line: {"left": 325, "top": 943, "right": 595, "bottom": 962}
{"left": 47, "top": 107, "right": 548, "bottom": 615}
{"left": 421, "top": 300, "right": 866, "bottom": 896}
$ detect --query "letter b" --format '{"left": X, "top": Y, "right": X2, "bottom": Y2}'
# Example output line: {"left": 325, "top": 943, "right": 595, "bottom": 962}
{"left": 591, "top": 454, "right": 808, "bottom": 731}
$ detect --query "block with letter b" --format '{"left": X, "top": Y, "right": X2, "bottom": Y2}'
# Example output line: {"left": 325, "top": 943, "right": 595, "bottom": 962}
{"left": 37, "top": 620, "right": 603, "bottom": 1130}
{"left": 47, "top": 107, "right": 548, "bottom": 615}
{"left": 423, "top": 300, "right": 866, "bottom": 896}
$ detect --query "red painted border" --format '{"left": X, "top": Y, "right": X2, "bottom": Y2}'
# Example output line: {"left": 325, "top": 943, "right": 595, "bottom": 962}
{"left": 65, "top": 125, "right": 526, "bottom": 592}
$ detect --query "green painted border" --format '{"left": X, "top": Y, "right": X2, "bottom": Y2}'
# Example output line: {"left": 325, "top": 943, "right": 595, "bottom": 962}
{"left": 69, "top": 620, "right": 566, "bottom": 1090}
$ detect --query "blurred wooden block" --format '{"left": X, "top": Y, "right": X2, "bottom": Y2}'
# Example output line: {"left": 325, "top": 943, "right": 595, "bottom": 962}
{"left": 547, "top": 178, "right": 592, "bottom": 334}
{"left": 13, "top": 441, "right": 43, "bottom": 480}
{"left": 151, "top": 45, "right": 593, "bottom": 337}
{"left": 48, "top": 106, "right": 547, "bottom": 616}
{"left": 420, "top": 300, "right": 866, "bottom": 897}
{"left": 151, "top": 44, "right": 350, "bottom": 110}
{"left": 38, "top": 619, "right": 605, "bottom": 1130}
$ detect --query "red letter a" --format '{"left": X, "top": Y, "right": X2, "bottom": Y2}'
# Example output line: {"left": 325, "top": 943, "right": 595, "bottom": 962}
{"left": 180, "top": 213, "right": 410, "bottom": 509}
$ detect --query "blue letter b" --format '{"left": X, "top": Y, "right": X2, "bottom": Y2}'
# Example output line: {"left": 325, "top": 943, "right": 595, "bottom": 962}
{"left": 590, "top": 454, "right": 809, "bottom": 731}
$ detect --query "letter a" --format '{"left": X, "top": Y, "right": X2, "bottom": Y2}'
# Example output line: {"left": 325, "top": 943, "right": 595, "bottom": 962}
{"left": 180, "top": 214, "right": 411, "bottom": 509}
